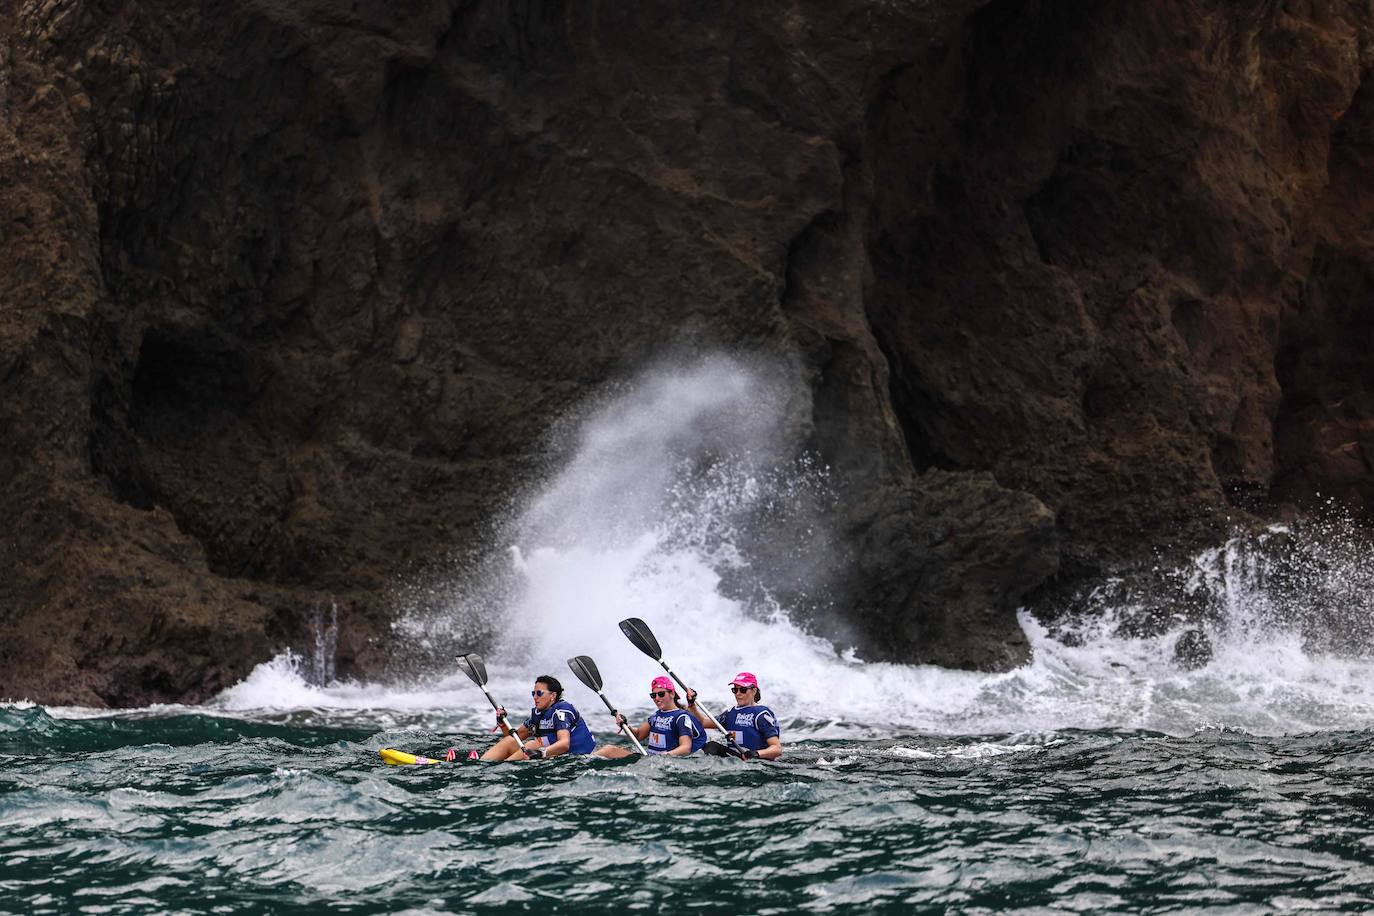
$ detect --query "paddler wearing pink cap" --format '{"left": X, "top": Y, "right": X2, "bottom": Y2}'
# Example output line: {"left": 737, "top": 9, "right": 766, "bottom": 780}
{"left": 685, "top": 672, "right": 783, "bottom": 760}
{"left": 593, "top": 676, "right": 707, "bottom": 758}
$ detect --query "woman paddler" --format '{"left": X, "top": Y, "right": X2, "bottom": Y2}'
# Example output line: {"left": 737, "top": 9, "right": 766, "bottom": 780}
{"left": 482, "top": 675, "right": 596, "bottom": 761}
{"left": 594, "top": 676, "right": 706, "bottom": 758}
{"left": 685, "top": 671, "right": 783, "bottom": 760}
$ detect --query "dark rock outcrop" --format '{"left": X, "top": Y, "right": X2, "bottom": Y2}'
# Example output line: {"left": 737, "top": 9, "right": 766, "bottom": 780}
{"left": 3, "top": 0, "right": 1373, "bottom": 704}
{"left": 1174, "top": 628, "right": 1214, "bottom": 670}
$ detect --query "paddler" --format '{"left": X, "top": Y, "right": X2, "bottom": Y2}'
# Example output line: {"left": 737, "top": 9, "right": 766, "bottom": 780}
{"left": 483, "top": 675, "right": 596, "bottom": 761}
{"left": 685, "top": 672, "right": 783, "bottom": 760}
{"left": 594, "top": 676, "right": 706, "bottom": 758}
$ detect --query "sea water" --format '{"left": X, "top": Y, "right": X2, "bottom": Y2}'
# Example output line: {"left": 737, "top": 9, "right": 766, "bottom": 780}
{"left": 4, "top": 356, "right": 1374, "bottom": 913}
{"left": 5, "top": 659, "right": 1374, "bottom": 913}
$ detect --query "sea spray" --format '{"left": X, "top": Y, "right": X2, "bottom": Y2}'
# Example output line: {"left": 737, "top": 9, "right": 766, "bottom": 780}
{"left": 1046, "top": 518, "right": 1374, "bottom": 664}
{"left": 213, "top": 356, "right": 1374, "bottom": 738}
{"left": 305, "top": 600, "right": 340, "bottom": 687}
{"left": 220, "top": 514, "right": 1374, "bottom": 736}
{"left": 511, "top": 353, "right": 807, "bottom": 551}
{"left": 389, "top": 353, "right": 844, "bottom": 702}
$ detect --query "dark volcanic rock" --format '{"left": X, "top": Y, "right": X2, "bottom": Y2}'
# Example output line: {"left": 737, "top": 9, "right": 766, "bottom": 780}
{"left": 1173, "top": 628, "right": 1214, "bottom": 670}
{"left": 841, "top": 471, "right": 1058, "bottom": 670}
{"left": 3, "top": 0, "right": 1374, "bottom": 704}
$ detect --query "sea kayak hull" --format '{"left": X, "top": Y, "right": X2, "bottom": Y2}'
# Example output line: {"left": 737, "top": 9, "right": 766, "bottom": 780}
{"left": 379, "top": 747, "right": 451, "bottom": 765}
{"left": 378, "top": 747, "right": 645, "bottom": 765}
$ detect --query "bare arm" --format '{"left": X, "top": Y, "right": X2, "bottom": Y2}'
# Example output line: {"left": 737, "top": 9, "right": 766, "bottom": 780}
{"left": 668, "top": 734, "right": 694, "bottom": 757}
{"left": 540, "top": 728, "right": 572, "bottom": 758}
{"left": 685, "top": 691, "right": 718, "bottom": 730}
{"left": 614, "top": 714, "right": 651, "bottom": 741}
{"left": 756, "top": 736, "right": 782, "bottom": 761}
{"left": 495, "top": 707, "right": 529, "bottom": 741}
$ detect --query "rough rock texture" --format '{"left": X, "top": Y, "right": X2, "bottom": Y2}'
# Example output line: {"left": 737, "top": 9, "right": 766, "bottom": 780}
{"left": 3, "top": 0, "right": 1373, "bottom": 704}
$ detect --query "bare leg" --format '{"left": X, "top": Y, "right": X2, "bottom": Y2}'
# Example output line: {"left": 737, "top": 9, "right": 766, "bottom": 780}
{"left": 481, "top": 734, "right": 524, "bottom": 761}
{"left": 593, "top": 745, "right": 637, "bottom": 759}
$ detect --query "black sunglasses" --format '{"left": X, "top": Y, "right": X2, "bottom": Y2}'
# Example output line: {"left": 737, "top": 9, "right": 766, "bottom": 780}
{"left": 531, "top": 690, "right": 549, "bottom": 697}
{"left": 649, "top": 690, "right": 670, "bottom": 699}
{"left": 730, "top": 685, "right": 753, "bottom": 694}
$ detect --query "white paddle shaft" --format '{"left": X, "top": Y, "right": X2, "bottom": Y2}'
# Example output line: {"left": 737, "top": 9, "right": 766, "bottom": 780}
{"left": 479, "top": 686, "right": 520, "bottom": 741}
{"left": 597, "top": 690, "right": 649, "bottom": 755}
{"left": 658, "top": 660, "right": 734, "bottom": 743}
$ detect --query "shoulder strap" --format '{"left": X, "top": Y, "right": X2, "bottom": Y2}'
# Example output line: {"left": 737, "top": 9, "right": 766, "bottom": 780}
{"left": 549, "top": 701, "right": 582, "bottom": 734}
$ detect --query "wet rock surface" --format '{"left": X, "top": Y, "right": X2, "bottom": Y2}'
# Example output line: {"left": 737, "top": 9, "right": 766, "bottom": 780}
{"left": 3, "top": 0, "right": 1373, "bottom": 704}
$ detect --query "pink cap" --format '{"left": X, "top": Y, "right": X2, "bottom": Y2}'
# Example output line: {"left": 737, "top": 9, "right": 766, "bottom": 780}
{"left": 729, "top": 672, "right": 759, "bottom": 688}
{"left": 650, "top": 676, "right": 675, "bottom": 692}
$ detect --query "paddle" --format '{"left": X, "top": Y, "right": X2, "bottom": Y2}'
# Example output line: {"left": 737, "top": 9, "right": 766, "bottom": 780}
{"left": 617, "top": 617, "right": 737, "bottom": 750}
{"left": 566, "top": 655, "right": 648, "bottom": 756}
{"left": 454, "top": 652, "right": 521, "bottom": 744}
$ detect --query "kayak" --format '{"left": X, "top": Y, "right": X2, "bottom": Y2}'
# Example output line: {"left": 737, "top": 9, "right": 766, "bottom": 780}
{"left": 378, "top": 747, "right": 647, "bottom": 765}
{"left": 379, "top": 747, "right": 473, "bottom": 765}
{"left": 379, "top": 748, "right": 441, "bottom": 765}
{"left": 703, "top": 739, "right": 753, "bottom": 760}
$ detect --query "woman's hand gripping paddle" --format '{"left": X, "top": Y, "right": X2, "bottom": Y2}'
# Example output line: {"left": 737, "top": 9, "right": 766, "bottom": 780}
{"left": 617, "top": 617, "right": 738, "bottom": 752}
{"left": 455, "top": 652, "right": 520, "bottom": 741}
{"left": 566, "top": 655, "right": 648, "bottom": 756}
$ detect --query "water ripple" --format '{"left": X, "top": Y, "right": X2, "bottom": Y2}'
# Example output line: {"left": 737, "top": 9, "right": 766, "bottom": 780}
{"left": 4, "top": 718, "right": 1374, "bottom": 912}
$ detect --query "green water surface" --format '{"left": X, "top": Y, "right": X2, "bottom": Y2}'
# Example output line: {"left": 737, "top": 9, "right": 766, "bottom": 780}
{"left": 2, "top": 707, "right": 1372, "bottom": 913}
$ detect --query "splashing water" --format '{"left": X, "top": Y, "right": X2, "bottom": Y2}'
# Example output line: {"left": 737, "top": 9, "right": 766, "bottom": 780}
{"left": 304, "top": 600, "right": 339, "bottom": 687}
{"left": 202, "top": 356, "right": 1374, "bottom": 738}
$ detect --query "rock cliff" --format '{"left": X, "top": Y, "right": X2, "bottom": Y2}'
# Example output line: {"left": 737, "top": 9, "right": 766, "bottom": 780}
{"left": 3, "top": 0, "right": 1372, "bottom": 705}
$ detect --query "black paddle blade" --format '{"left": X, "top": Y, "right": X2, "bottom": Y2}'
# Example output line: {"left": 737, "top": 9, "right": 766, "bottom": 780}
{"left": 703, "top": 740, "right": 748, "bottom": 760}
{"left": 618, "top": 617, "right": 662, "bottom": 661}
{"left": 702, "top": 740, "right": 731, "bottom": 758}
{"left": 454, "top": 653, "right": 489, "bottom": 687}
{"left": 566, "top": 655, "right": 604, "bottom": 692}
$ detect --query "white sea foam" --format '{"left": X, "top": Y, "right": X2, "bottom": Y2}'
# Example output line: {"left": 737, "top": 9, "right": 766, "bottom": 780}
{"left": 196, "top": 355, "right": 1374, "bottom": 738}
{"left": 210, "top": 652, "right": 468, "bottom": 713}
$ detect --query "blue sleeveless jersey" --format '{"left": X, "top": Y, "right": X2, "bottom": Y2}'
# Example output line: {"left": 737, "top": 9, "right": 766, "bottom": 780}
{"left": 719, "top": 705, "right": 780, "bottom": 751}
{"left": 523, "top": 700, "right": 595, "bottom": 755}
{"left": 646, "top": 708, "right": 706, "bottom": 755}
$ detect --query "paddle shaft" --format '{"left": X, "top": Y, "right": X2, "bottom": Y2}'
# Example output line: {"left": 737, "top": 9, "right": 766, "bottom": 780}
{"left": 617, "top": 618, "right": 738, "bottom": 749}
{"left": 654, "top": 659, "right": 734, "bottom": 741}
{"left": 593, "top": 689, "right": 648, "bottom": 755}
{"left": 477, "top": 684, "right": 520, "bottom": 742}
